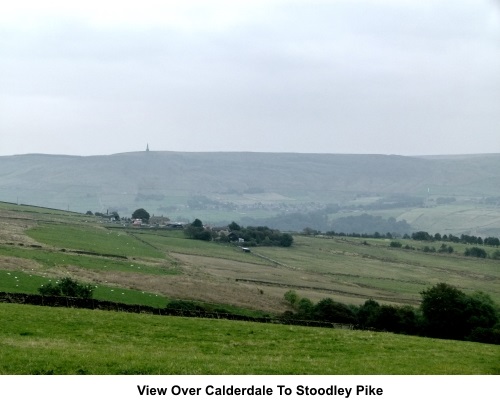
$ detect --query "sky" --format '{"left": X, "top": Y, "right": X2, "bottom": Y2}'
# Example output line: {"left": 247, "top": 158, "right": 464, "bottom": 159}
{"left": 1, "top": 0, "right": 499, "bottom": 157}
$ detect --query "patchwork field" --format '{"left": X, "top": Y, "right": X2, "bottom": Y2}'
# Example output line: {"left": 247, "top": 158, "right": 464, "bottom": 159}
{"left": 1, "top": 202, "right": 499, "bottom": 374}
{"left": 1, "top": 202, "right": 499, "bottom": 312}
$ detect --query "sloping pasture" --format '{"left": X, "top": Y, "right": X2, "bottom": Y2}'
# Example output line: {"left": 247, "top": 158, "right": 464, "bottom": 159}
{"left": 26, "top": 223, "right": 164, "bottom": 258}
{"left": 1, "top": 303, "right": 498, "bottom": 375}
{"left": 1, "top": 203, "right": 499, "bottom": 313}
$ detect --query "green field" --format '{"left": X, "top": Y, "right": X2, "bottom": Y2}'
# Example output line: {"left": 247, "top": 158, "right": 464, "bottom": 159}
{"left": 1, "top": 202, "right": 499, "bottom": 310}
{"left": 0, "top": 244, "right": 177, "bottom": 276}
{"left": 26, "top": 223, "right": 165, "bottom": 258}
{"left": 0, "top": 202, "right": 499, "bottom": 375}
{"left": 1, "top": 303, "right": 498, "bottom": 375}
{"left": 0, "top": 270, "right": 168, "bottom": 307}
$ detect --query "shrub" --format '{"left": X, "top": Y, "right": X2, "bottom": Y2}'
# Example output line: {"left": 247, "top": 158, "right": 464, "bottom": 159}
{"left": 390, "top": 241, "right": 402, "bottom": 248}
{"left": 166, "top": 300, "right": 205, "bottom": 312}
{"left": 38, "top": 277, "right": 94, "bottom": 299}
{"left": 312, "top": 298, "right": 357, "bottom": 324}
{"left": 438, "top": 244, "right": 454, "bottom": 253}
{"left": 464, "top": 247, "right": 487, "bottom": 258}
{"left": 296, "top": 298, "right": 314, "bottom": 319}
{"left": 357, "top": 300, "right": 420, "bottom": 334}
{"left": 279, "top": 233, "right": 294, "bottom": 247}
{"left": 284, "top": 290, "right": 299, "bottom": 307}
{"left": 466, "top": 327, "right": 500, "bottom": 345}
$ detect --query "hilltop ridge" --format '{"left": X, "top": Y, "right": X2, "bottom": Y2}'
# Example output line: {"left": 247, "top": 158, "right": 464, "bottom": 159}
{"left": 0, "top": 152, "right": 499, "bottom": 235}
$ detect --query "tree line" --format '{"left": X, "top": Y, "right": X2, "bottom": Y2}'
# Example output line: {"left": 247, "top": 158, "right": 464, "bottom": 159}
{"left": 410, "top": 231, "right": 500, "bottom": 247}
{"left": 283, "top": 283, "right": 500, "bottom": 345}
{"left": 184, "top": 219, "right": 294, "bottom": 247}
{"left": 408, "top": 232, "right": 500, "bottom": 259}
{"left": 305, "top": 229, "right": 500, "bottom": 259}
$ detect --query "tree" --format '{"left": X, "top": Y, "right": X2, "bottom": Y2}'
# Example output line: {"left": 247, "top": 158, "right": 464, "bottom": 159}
{"left": 484, "top": 237, "right": 500, "bottom": 247}
{"left": 302, "top": 227, "right": 319, "bottom": 235}
{"left": 228, "top": 221, "right": 241, "bottom": 231}
{"left": 374, "top": 305, "right": 402, "bottom": 332}
{"left": 357, "top": 299, "right": 381, "bottom": 328}
{"left": 184, "top": 218, "right": 212, "bottom": 241}
{"left": 396, "top": 305, "right": 421, "bottom": 335}
{"left": 312, "top": 298, "right": 357, "bottom": 324}
{"left": 279, "top": 233, "right": 294, "bottom": 247}
{"left": 464, "top": 292, "right": 498, "bottom": 331}
{"left": 195, "top": 230, "right": 212, "bottom": 241}
{"left": 420, "top": 283, "right": 499, "bottom": 341}
{"left": 464, "top": 291, "right": 500, "bottom": 344}
{"left": 191, "top": 218, "right": 203, "bottom": 228}
{"left": 420, "top": 283, "right": 469, "bottom": 339}
{"left": 357, "top": 300, "right": 420, "bottom": 334}
{"left": 412, "top": 231, "right": 433, "bottom": 241}
{"left": 132, "top": 208, "right": 150, "bottom": 223}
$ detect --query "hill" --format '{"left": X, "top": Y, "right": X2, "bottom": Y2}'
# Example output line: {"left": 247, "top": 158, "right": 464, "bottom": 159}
{"left": 1, "top": 151, "right": 500, "bottom": 235}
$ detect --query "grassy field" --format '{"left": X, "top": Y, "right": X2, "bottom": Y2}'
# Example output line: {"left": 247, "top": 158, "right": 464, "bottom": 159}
{"left": 0, "top": 244, "right": 178, "bottom": 275}
{"left": 1, "top": 201, "right": 499, "bottom": 312}
{"left": 0, "top": 203, "right": 499, "bottom": 375}
{"left": 0, "top": 270, "right": 168, "bottom": 307}
{"left": 1, "top": 303, "right": 499, "bottom": 375}
{"left": 26, "top": 223, "right": 165, "bottom": 258}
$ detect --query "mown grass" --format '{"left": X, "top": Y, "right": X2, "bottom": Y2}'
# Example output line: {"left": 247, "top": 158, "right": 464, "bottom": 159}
{"left": 0, "top": 303, "right": 498, "bottom": 375}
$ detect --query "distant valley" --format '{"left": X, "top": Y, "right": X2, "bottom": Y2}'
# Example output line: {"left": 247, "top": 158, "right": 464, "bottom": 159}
{"left": 1, "top": 151, "right": 499, "bottom": 236}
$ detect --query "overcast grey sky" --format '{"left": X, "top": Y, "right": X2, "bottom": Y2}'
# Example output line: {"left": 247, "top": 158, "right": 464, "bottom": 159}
{"left": 1, "top": 0, "right": 499, "bottom": 156}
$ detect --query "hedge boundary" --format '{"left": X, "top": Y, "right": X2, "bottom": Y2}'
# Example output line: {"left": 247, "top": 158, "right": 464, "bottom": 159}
{"left": 0, "top": 291, "right": 354, "bottom": 330}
